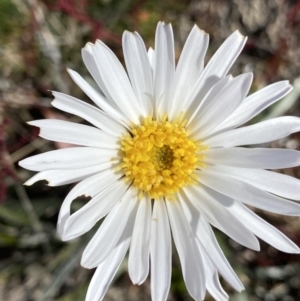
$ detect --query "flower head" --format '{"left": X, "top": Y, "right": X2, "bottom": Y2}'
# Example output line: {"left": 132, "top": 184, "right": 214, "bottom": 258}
{"left": 19, "top": 22, "right": 300, "bottom": 301}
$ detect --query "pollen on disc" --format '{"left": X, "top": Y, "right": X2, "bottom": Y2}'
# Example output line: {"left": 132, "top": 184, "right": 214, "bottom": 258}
{"left": 120, "top": 116, "right": 207, "bottom": 199}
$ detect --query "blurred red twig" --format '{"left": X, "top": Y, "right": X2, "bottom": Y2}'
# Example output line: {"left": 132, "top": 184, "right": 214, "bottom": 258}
{"left": 42, "top": 0, "right": 121, "bottom": 43}
{"left": 286, "top": 0, "right": 300, "bottom": 25}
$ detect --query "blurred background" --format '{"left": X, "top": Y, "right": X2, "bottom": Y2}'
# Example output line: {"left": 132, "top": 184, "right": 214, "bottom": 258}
{"left": 1, "top": 0, "right": 300, "bottom": 300}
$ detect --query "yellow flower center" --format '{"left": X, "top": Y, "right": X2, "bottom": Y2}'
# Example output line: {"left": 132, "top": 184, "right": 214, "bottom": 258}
{"left": 120, "top": 116, "right": 206, "bottom": 199}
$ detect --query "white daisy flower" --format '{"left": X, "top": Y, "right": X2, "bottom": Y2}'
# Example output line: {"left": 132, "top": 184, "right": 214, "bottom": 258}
{"left": 19, "top": 22, "right": 300, "bottom": 301}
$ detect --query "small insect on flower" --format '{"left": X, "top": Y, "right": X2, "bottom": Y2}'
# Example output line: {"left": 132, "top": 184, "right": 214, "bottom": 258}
{"left": 19, "top": 22, "right": 300, "bottom": 301}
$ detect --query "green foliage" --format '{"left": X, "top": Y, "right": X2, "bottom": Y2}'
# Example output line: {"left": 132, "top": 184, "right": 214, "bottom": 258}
{"left": 0, "top": 0, "right": 22, "bottom": 41}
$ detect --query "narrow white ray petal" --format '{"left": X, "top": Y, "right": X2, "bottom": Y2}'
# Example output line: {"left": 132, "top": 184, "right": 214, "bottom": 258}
{"left": 92, "top": 40, "right": 141, "bottom": 124}
{"left": 81, "top": 43, "right": 124, "bottom": 114}
{"left": 150, "top": 199, "right": 172, "bottom": 301}
{"left": 28, "top": 119, "right": 119, "bottom": 149}
{"left": 56, "top": 170, "right": 120, "bottom": 236}
{"left": 186, "top": 75, "right": 232, "bottom": 128}
{"left": 81, "top": 43, "right": 105, "bottom": 92}
{"left": 198, "top": 170, "right": 300, "bottom": 215}
{"left": 148, "top": 47, "right": 155, "bottom": 71}
{"left": 204, "top": 116, "right": 300, "bottom": 147}
{"left": 229, "top": 201, "right": 300, "bottom": 253}
{"left": 51, "top": 91, "right": 126, "bottom": 136}
{"left": 188, "top": 73, "right": 253, "bottom": 140}
{"left": 128, "top": 195, "right": 151, "bottom": 285}
{"left": 185, "top": 30, "right": 247, "bottom": 111}
{"left": 81, "top": 187, "right": 138, "bottom": 269}
{"left": 207, "top": 165, "right": 300, "bottom": 201}
{"left": 201, "top": 147, "right": 300, "bottom": 169}
{"left": 153, "top": 22, "right": 175, "bottom": 118}
{"left": 67, "top": 69, "right": 128, "bottom": 124}
{"left": 24, "top": 163, "right": 112, "bottom": 186}
{"left": 200, "top": 245, "right": 228, "bottom": 301}
{"left": 62, "top": 180, "right": 128, "bottom": 240}
{"left": 169, "top": 25, "right": 209, "bottom": 120}
{"left": 19, "top": 147, "right": 118, "bottom": 171}
{"left": 207, "top": 274, "right": 229, "bottom": 301}
{"left": 199, "top": 216, "right": 244, "bottom": 292}
{"left": 217, "top": 81, "right": 293, "bottom": 132}
{"left": 182, "top": 187, "right": 260, "bottom": 250}
{"left": 85, "top": 231, "right": 132, "bottom": 301}
{"left": 178, "top": 192, "right": 244, "bottom": 292}
{"left": 166, "top": 200, "right": 206, "bottom": 300}
{"left": 123, "top": 31, "right": 153, "bottom": 117}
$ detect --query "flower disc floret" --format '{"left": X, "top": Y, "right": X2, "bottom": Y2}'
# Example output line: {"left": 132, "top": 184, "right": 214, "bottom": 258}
{"left": 121, "top": 116, "right": 203, "bottom": 199}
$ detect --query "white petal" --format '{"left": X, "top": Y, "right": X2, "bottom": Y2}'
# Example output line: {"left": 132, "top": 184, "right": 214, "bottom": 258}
{"left": 188, "top": 73, "right": 253, "bottom": 140}
{"left": 57, "top": 170, "right": 120, "bottom": 237}
{"left": 62, "top": 180, "right": 128, "bottom": 240}
{"left": 19, "top": 147, "right": 118, "bottom": 171}
{"left": 150, "top": 200, "right": 172, "bottom": 301}
{"left": 204, "top": 116, "right": 300, "bottom": 147}
{"left": 207, "top": 165, "right": 300, "bottom": 200}
{"left": 185, "top": 30, "right": 247, "bottom": 112}
{"left": 24, "top": 163, "right": 111, "bottom": 186}
{"left": 198, "top": 170, "right": 300, "bottom": 216}
{"left": 81, "top": 43, "right": 105, "bottom": 92}
{"left": 228, "top": 201, "right": 300, "bottom": 253}
{"left": 128, "top": 195, "right": 151, "bottom": 285}
{"left": 186, "top": 75, "right": 232, "bottom": 128}
{"left": 67, "top": 69, "right": 128, "bottom": 124}
{"left": 166, "top": 200, "right": 206, "bottom": 300}
{"left": 123, "top": 31, "right": 153, "bottom": 117}
{"left": 218, "top": 81, "right": 293, "bottom": 131}
{"left": 51, "top": 91, "right": 126, "bottom": 136}
{"left": 92, "top": 40, "right": 141, "bottom": 124}
{"left": 201, "top": 147, "right": 300, "bottom": 169}
{"left": 148, "top": 47, "right": 155, "bottom": 71}
{"left": 169, "top": 25, "right": 209, "bottom": 120}
{"left": 178, "top": 193, "right": 244, "bottom": 291}
{"left": 28, "top": 119, "right": 119, "bottom": 149}
{"left": 200, "top": 245, "right": 228, "bottom": 301}
{"left": 85, "top": 233, "right": 131, "bottom": 301}
{"left": 153, "top": 22, "right": 175, "bottom": 118}
{"left": 81, "top": 187, "right": 138, "bottom": 268}
{"left": 81, "top": 43, "right": 125, "bottom": 115}
{"left": 182, "top": 187, "right": 260, "bottom": 250}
